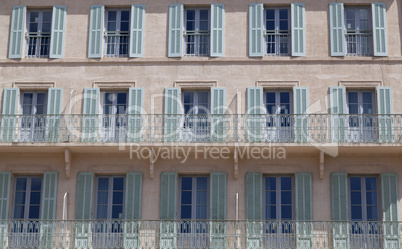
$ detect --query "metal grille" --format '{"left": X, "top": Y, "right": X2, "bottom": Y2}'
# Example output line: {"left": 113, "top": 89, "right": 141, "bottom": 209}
{"left": 26, "top": 32, "right": 51, "bottom": 58}
{"left": 345, "top": 31, "right": 372, "bottom": 56}
{"left": 104, "top": 32, "right": 129, "bottom": 57}
{"left": 184, "top": 32, "right": 210, "bottom": 56}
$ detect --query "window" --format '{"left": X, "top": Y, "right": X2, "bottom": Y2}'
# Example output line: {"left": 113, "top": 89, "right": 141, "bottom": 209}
{"left": 264, "top": 91, "right": 292, "bottom": 142}
{"left": 344, "top": 7, "right": 372, "bottom": 56}
{"left": 184, "top": 9, "right": 210, "bottom": 56}
{"left": 100, "top": 91, "right": 128, "bottom": 142}
{"left": 265, "top": 8, "right": 290, "bottom": 56}
{"left": 182, "top": 91, "right": 210, "bottom": 142}
{"left": 26, "top": 10, "right": 52, "bottom": 58}
{"left": 20, "top": 92, "right": 48, "bottom": 142}
{"left": 179, "top": 176, "right": 209, "bottom": 248}
{"left": 105, "top": 10, "right": 130, "bottom": 57}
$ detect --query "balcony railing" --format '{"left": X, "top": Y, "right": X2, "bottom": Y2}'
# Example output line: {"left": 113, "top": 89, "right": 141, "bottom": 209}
{"left": 0, "top": 114, "right": 400, "bottom": 144}
{"left": 104, "top": 31, "right": 129, "bottom": 57}
{"left": 184, "top": 31, "right": 210, "bottom": 56}
{"left": 345, "top": 31, "right": 372, "bottom": 56}
{"left": 264, "top": 31, "right": 291, "bottom": 56}
{"left": 26, "top": 32, "right": 51, "bottom": 58}
{"left": 0, "top": 220, "right": 400, "bottom": 249}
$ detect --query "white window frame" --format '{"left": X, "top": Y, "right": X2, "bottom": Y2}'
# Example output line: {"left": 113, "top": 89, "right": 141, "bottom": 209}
{"left": 178, "top": 175, "right": 209, "bottom": 220}
{"left": 94, "top": 176, "right": 125, "bottom": 220}
{"left": 346, "top": 90, "right": 375, "bottom": 115}
{"left": 264, "top": 175, "right": 294, "bottom": 221}
{"left": 264, "top": 7, "right": 291, "bottom": 56}
{"left": 19, "top": 91, "right": 48, "bottom": 142}
{"left": 26, "top": 10, "right": 52, "bottom": 58}
{"left": 183, "top": 8, "right": 211, "bottom": 56}
{"left": 344, "top": 6, "right": 372, "bottom": 56}
{"left": 104, "top": 9, "right": 130, "bottom": 57}
{"left": 99, "top": 91, "right": 128, "bottom": 142}
{"left": 12, "top": 176, "right": 43, "bottom": 220}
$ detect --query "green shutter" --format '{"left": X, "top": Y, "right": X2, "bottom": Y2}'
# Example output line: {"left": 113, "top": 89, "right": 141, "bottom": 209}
{"left": 49, "top": 6, "right": 67, "bottom": 58}
{"left": 211, "top": 87, "right": 226, "bottom": 142}
{"left": 88, "top": 5, "right": 104, "bottom": 58}
{"left": 210, "top": 4, "right": 224, "bottom": 57}
{"left": 377, "top": 87, "right": 393, "bottom": 143}
{"left": 75, "top": 172, "right": 94, "bottom": 248}
{"left": 247, "top": 87, "right": 263, "bottom": 142}
{"left": 82, "top": 88, "right": 99, "bottom": 142}
{"left": 124, "top": 172, "right": 142, "bottom": 248}
{"left": 372, "top": 3, "right": 388, "bottom": 56}
{"left": 249, "top": 4, "right": 263, "bottom": 57}
{"left": 382, "top": 173, "right": 399, "bottom": 249}
{"left": 130, "top": 5, "right": 145, "bottom": 58}
{"left": 295, "top": 172, "right": 312, "bottom": 248}
{"left": 127, "top": 88, "right": 144, "bottom": 142}
{"left": 9, "top": 6, "right": 26, "bottom": 59}
{"left": 1, "top": 88, "right": 19, "bottom": 142}
{"left": 329, "top": 3, "right": 345, "bottom": 56}
{"left": 245, "top": 173, "right": 262, "bottom": 249}
{"left": 46, "top": 88, "right": 63, "bottom": 142}
{"left": 210, "top": 172, "right": 226, "bottom": 248}
{"left": 164, "top": 88, "right": 181, "bottom": 142}
{"left": 329, "top": 87, "right": 346, "bottom": 143}
{"left": 159, "top": 172, "right": 177, "bottom": 249}
{"left": 293, "top": 87, "right": 309, "bottom": 143}
{"left": 0, "top": 172, "right": 11, "bottom": 249}
{"left": 291, "top": 3, "right": 306, "bottom": 56}
{"left": 331, "top": 172, "right": 349, "bottom": 249}
{"left": 40, "top": 172, "right": 58, "bottom": 248}
{"left": 168, "top": 4, "right": 183, "bottom": 57}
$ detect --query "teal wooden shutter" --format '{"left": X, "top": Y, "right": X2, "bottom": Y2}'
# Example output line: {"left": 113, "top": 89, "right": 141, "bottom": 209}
{"left": 293, "top": 87, "right": 309, "bottom": 143}
{"left": 329, "top": 3, "right": 345, "bottom": 56}
{"left": 291, "top": 3, "right": 306, "bottom": 56}
{"left": 249, "top": 4, "right": 263, "bottom": 57}
{"left": 329, "top": 87, "right": 346, "bottom": 143}
{"left": 168, "top": 4, "right": 183, "bottom": 57}
{"left": 247, "top": 87, "right": 263, "bottom": 142}
{"left": 331, "top": 172, "right": 349, "bottom": 249}
{"left": 295, "top": 172, "right": 312, "bottom": 248}
{"left": 1, "top": 88, "right": 19, "bottom": 142}
{"left": 46, "top": 88, "right": 63, "bottom": 142}
{"left": 211, "top": 87, "right": 226, "bottom": 142}
{"left": 40, "top": 172, "right": 58, "bottom": 248}
{"left": 377, "top": 87, "right": 393, "bottom": 143}
{"left": 88, "top": 5, "right": 104, "bottom": 58}
{"left": 75, "top": 172, "right": 94, "bottom": 248}
{"left": 0, "top": 172, "right": 11, "bottom": 249}
{"left": 160, "top": 172, "right": 177, "bottom": 249}
{"left": 49, "top": 6, "right": 67, "bottom": 58}
{"left": 9, "top": 6, "right": 26, "bottom": 59}
{"left": 372, "top": 3, "right": 388, "bottom": 56}
{"left": 245, "top": 173, "right": 262, "bottom": 249}
{"left": 82, "top": 88, "right": 99, "bottom": 142}
{"left": 124, "top": 172, "right": 142, "bottom": 248}
{"left": 130, "top": 5, "right": 145, "bottom": 58}
{"left": 210, "top": 4, "right": 224, "bottom": 57}
{"left": 164, "top": 88, "right": 181, "bottom": 142}
{"left": 382, "top": 173, "right": 399, "bottom": 249}
{"left": 210, "top": 172, "right": 226, "bottom": 248}
{"left": 127, "top": 88, "right": 144, "bottom": 142}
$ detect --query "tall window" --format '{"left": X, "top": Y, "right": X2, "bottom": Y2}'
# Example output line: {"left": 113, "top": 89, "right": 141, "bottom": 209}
{"left": 265, "top": 8, "right": 290, "bottom": 56}
{"left": 26, "top": 10, "right": 52, "bottom": 58}
{"left": 100, "top": 92, "right": 128, "bottom": 142}
{"left": 105, "top": 10, "right": 130, "bottom": 57}
{"left": 184, "top": 9, "right": 210, "bottom": 56}
{"left": 182, "top": 91, "right": 210, "bottom": 141}
{"left": 13, "top": 177, "right": 42, "bottom": 220}
{"left": 20, "top": 92, "right": 48, "bottom": 142}
{"left": 179, "top": 176, "right": 208, "bottom": 248}
{"left": 264, "top": 91, "right": 292, "bottom": 142}
{"left": 345, "top": 7, "right": 372, "bottom": 56}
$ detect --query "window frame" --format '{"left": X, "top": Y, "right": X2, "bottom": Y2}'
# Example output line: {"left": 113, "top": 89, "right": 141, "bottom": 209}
{"left": 94, "top": 176, "right": 125, "bottom": 220}
{"left": 26, "top": 9, "right": 52, "bottom": 58}
{"left": 344, "top": 6, "right": 373, "bottom": 56}
{"left": 263, "top": 90, "right": 292, "bottom": 115}
{"left": 183, "top": 8, "right": 211, "bottom": 56}
{"left": 104, "top": 8, "right": 131, "bottom": 57}
{"left": 264, "top": 7, "right": 291, "bottom": 56}
{"left": 263, "top": 175, "right": 294, "bottom": 221}
{"left": 20, "top": 91, "right": 48, "bottom": 115}
{"left": 12, "top": 176, "right": 43, "bottom": 220}
{"left": 346, "top": 90, "right": 375, "bottom": 115}
{"left": 178, "top": 175, "right": 209, "bottom": 220}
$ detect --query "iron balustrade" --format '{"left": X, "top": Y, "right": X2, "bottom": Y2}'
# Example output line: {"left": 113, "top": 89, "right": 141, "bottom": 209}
{"left": 0, "top": 114, "right": 400, "bottom": 143}
{"left": 264, "top": 31, "right": 291, "bottom": 56}
{"left": 0, "top": 220, "right": 400, "bottom": 249}
{"left": 26, "top": 32, "right": 51, "bottom": 58}
{"left": 184, "top": 31, "right": 210, "bottom": 56}
{"left": 104, "top": 31, "right": 130, "bottom": 57}
{"left": 345, "top": 31, "right": 373, "bottom": 56}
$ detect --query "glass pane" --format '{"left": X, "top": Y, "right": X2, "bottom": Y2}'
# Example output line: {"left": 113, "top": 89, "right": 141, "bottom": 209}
{"left": 281, "top": 206, "right": 292, "bottom": 219}
{"left": 108, "top": 11, "right": 117, "bottom": 21}
{"left": 181, "top": 206, "right": 191, "bottom": 219}
{"left": 281, "top": 191, "right": 291, "bottom": 205}
{"left": 181, "top": 191, "right": 192, "bottom": 205}
{"left": 15, "top": 192, "right": 26, "bottom": 205}
{"left": 345, "top": 9, "right": 356, "bottom": 31}
{"left": 43, "top": 12, "right": 52, "bottom": 22}
{"left": 186, "top": 10, "right": 195, "bottom": 31}
{"left": 112, "top": 205, "right": 123, "bottom": 219}
{"left": 266, "top": 177, "right": 276, "bottom": 191}
{"left": 97, "top": 206, "right": 108, "bottom": 219}
{"left": 16, "top": 178, "right": 27, "bottom": 191}
{"left": 196, "top": 206, "right": 207, "bottom": 219}
{"left": 30, "top": 12, "right": 39, "bottom": 23}
{"left": 351, "top": 206, "right": 362, "bottom": 221}
{"left": 28, "top": 206, "right": 40, "bottom": 219}
{"left": 97, "top": 192, "right": 108, "bottom": 205}
{"left": 104, "top": 93, "right": 113, "bottom": 105}
{"left": 13, "top": 206, "right": 24, "bottom": 219}
{"left": 348, "top": 92, "right": 358, "bottom": 104}
{"left": 117, "top": 93, "right": 127, "bottom": 105}
{"left": 266, "top": 191, "right": 276, "bottom": 205}
{"left": 366, "top": 206, "right": 378, "bottom": 221}
{"left": 265, "top": 92, "right": 275, "bottom": 104}
{"left": 281, "top": 177, "right": 291, "bottom": 191}
{"left": 112, "top": 192, "right": 123, "bottom": 205}
{"left": 366, "top": 191, "right": 377, "bottom": 205}
{"left": 121, "top": 11, "right": 129, "bottom": 21}
{"left": 280, "top": 92, "right": 290, "bottom": 104}
{"left": 113, "top": 177, "right": 124, "bottom": 191}
{"left": 120, "top": 22, "right": 129, "bottom": 32}
{"left": 197, "top": 177, "right": 207, "bottom": 190}
{"left": 196, "top": 191, "right": 207, "bottom": 205}
{"left": 37, "top": 93, "right": 47, "bottom": 105}
{"left": 31, "top": 178, "right": 42, "bottom": 191}
{"left": 266, "top": 206, "right": 276, "bottom": 219}
{"left": 42, "top": 23, "right": 51, "bottom": 33}
{"left": 279, "top": 9, "right": 288, "bottom": 20}
{"left": 362, "top": 92, "right": 372, "bottom": 104}
{"left": 198, "top": 92, "right": 209, "bottom": 104}
{"left": 183, "top": 92, "right": 194, "bottom": 104}
{"left": 350, "top": 192, "right": 362, "bottom": 205}
{"left": 181, "top": 177, "right": 192, "bottom": 191}
{"left": 366, "top": 178, "right": 377, "bottom": 191}
{"left": 98, "top": 178, "right": 109, "bottom": 191}
{"left": 350, "top": 177, "right": 361, "bottom": 191}
{"left": 30, "top": 192, "right": 41, "bottom": 205}
{"left": 23, "top": 93, "right": 33, "bottom": 105}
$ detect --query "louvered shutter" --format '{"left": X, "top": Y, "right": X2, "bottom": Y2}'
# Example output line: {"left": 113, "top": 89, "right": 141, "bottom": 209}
{"left": 75, "top": 172, "right": 94, "bottom": 248}
{"left": 291, "top": 3, "right": 306, "bottom": 56}
{"left": 47, "top": 88, "right": 63, "bottom": 142}
{"left": 168, "top": 4, "right": 183, "bottom": 57}
{"left": 88, "top": 5, "right": 104, "bottom": 58}
{"left": 127, "top": 88, "right": 144, "bottom": 142}
{"left": 9, "top": 6, "right": 26, "bottom": 58}
{"left": 211, "top": 88, "right": 226, "bottom": 142}
{"left": 246, "top": 173, "right": 262, "bottom": 249}
{"left": 49, "top": 6, "right": 67, "bottom": 58}
{"left": 0, "top": 172, "right": 11, "bottom": 248}
{"left": 331, "top": 172, "right": 349, "bottom": 249}
{"left": 210, "top": 172, "right": 227, "bottom": 248}
{"left": 329, "top": 3, "right": 345, "bottom": 56}
{"left": 39, "top": 172, "right": 58, "bottom": 248}
{"left": 377, "top": 87, "right": 392, "bottom": 143}
{"left": 249, "top": 4, "right": 263, "bottom": 57}
{"left": 372, "top": 3, "right": 388, "bottom": 56}
{"left": 329, "top": 87, "right": 346, "bottom": 143}
{"left": 82, "top": 88, "right": 99, "bottom": 142}
{"left": 123, "top": 172, "right": 142, "bottom": 248}
{"left": 210, "top": 4, "right": 225, "bottom": 57}
{"left": 1, "top": 88, "right": 19, "bottom": 142}
{"left": 293, "top": 87, "right": 309, "bottom": 143}
{"left": 130, "top": 5, "right": 145, "bottom": 57}
{"left": 247, "top": 87, "right": 263, "bottom": 142}
{"left": 295, "top": 173, "right": 313, "bottom": 248}
{"left": 159, "top": 172, "right": 178, "bottom": 249}
{"left": 164, "top": 88, "right": 181, "bottom": 142}
{"left": 381, "top": 173, "right": 399, "bottom": 249}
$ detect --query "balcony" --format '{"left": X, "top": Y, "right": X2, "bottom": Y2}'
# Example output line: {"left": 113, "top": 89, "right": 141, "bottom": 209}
{"left": 0, "top": 220, "right": 399, "bottom": 248}
{"left": 184, "top": 31, "right": 210, "bottom": 56}
{"left": 0, "top": 114, "right": 400, "bottom": 144}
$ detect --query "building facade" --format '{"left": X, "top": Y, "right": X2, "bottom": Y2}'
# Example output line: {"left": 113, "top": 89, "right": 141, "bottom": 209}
{"left": 0, "top": 0, "right": 401, "bottom": 248}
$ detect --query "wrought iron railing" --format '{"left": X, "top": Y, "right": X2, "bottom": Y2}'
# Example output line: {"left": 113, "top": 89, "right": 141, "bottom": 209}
{"left": 264, "top": 31, "right": 291, "bottom": 56}
{"left": 104, "top": 32, "right": 130, "bottom": 57}
{"left": 345, "top": 31, "right": 373, "bottom": 56}
{"left": 26, "top": 32, "right": 51, "bottom": 57}
{"left": 0, "top": 220, "right": 400, "bottom": 249}
{"left": 0, "top": 114, "right": 400, "bottom": 144}
{"left": 184, "top": 31, "right": 210, "bottom": 56}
